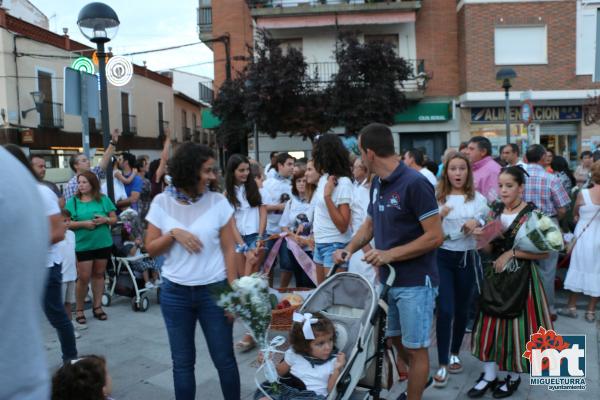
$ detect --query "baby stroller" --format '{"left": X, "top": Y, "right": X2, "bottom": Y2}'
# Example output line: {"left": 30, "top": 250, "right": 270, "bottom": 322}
{"left": 102, "top": 253, "right": 161, "bottom": 312}
{"left": 262, "top": 264, "right": 396, "bottom": 400}
{"left": 101, "top": 209, "right": 161, "bottom": 312}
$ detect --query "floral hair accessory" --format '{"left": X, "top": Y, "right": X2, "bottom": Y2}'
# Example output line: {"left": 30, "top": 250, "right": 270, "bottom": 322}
{"left": 293, "top": 312, "right": 318, "bottom": 340}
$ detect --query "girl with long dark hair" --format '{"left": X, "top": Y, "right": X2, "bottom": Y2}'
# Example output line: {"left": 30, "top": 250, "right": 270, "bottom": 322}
{"left": 469, "top": 166, "right": 552, "bottom": 398}
{"left": 311, "top": 134, "right": 354, "bottom": 283}
{"left": 225, "top": 154, "right": 266, "bottom": 277}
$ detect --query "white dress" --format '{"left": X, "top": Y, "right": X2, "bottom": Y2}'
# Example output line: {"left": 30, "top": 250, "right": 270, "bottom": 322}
{"left": 564, "top": 189, "right": 600, "bottom": 297}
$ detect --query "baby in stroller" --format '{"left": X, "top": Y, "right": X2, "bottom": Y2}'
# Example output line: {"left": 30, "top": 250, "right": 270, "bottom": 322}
{"left": 116, "top": 227, "right": 159, "bottom": 289}
{"left": 256, "top": 312, "right": 346, "bottom": 400}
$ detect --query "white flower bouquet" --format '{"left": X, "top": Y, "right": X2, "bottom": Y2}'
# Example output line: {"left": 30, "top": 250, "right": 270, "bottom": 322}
{"left": 513, "top": 211, "right": 564, "bottom": 254}
{"left": 217, "top": 274, "right": 272, "bottom": 347}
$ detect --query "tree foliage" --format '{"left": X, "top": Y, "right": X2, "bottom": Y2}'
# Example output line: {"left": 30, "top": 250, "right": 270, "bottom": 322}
{"left": 212, "top": 30, "right": 414, "bottom": 152}
{"left": 243, "top": 31, "right": 330, "bottom": 140}
{"left": 327, "top": 34, "right": 413, "bottom": 134}
{"left": 211, "top": 76, "right": 250, "bottom": 149}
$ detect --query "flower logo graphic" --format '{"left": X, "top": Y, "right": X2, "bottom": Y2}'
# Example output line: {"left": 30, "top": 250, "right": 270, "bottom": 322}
{"left": 523, "top": 326, "right": 570, "bottom": 371}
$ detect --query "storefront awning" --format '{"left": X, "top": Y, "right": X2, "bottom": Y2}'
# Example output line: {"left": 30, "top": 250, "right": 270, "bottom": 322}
{"left": 394, "top": 102, "right": 452, "bottom": 123}
{"left": 201, "top": 109, "right": 221, "bottom": 129}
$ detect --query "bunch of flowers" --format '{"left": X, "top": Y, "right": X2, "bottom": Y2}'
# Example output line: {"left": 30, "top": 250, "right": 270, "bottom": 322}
{"left": 217, "top": 273, "right": 272, "bottom": 348}
{"left": 513, "top": 210, "right": 564, "bottom": 253}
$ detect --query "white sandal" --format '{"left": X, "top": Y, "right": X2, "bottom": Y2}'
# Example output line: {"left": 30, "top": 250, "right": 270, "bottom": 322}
{"left": 448, "top": 354, "right": 463, "bottom": 374}
{"left": 433, "top": 366, "right": 449, "bottom": 388}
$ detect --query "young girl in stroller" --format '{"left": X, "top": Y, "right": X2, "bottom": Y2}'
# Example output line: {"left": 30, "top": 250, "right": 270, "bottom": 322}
{"left": 116, "top": 227, "right": 160, "bottom": 289}
{"left": 256, "top": 312, "right": 345, "bottom": 400}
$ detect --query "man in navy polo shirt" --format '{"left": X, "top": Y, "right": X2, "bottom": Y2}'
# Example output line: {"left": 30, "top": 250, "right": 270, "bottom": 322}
{"left": 334, "top": 123, "right": 443, "bottom": 400}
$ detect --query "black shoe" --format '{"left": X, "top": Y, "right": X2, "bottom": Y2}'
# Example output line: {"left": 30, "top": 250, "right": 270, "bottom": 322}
{"left": 493, "top": 376, "right": 521, "bottom": 398}
{"left": 467, "top": 373, "right": 498, "bottom": 398}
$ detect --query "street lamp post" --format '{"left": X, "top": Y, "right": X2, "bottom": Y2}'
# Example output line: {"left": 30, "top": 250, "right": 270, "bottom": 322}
{"left": 496, "top": 68, "right": 517, "bottom": 145}
{"left": 77, "top": 2, "right": 120, "bottom": 202}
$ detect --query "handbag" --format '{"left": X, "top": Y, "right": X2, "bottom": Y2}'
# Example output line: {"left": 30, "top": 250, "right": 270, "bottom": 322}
{"left": 479, "top": 259, "right": 531, "bottom": 319}
{"left": 479, "top": 205, "right": 532, "bottom": 319}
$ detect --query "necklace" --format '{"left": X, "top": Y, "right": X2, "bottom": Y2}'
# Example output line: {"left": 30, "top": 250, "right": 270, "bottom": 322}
{"left": 505, "top": 199, "right": 523, "bottom": 212}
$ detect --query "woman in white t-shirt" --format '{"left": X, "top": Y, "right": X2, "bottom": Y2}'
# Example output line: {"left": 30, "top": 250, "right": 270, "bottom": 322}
{"left": 312, "top": 134, "right": 354, "bottom": 283}
{"left": 433, "top": 152, "right": 489, "bottom": 388}
{"left": 225, "top": 154, "right": 266, "bottom": 277}
{"left": 145, "top": 143, "right": 240, "bottom": 400}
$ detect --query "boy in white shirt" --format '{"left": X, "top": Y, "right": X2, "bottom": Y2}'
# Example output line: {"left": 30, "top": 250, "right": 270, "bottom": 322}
{"left": 262, "top": 153, "right": 295, "bottom": 275}
{"left": 59, "top": 210, "right": 81, "bottom": 338}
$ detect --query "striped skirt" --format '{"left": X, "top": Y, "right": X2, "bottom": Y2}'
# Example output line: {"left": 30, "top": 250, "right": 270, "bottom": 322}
{"left": 471, "top": 263, "right": 553, "bottom": 373}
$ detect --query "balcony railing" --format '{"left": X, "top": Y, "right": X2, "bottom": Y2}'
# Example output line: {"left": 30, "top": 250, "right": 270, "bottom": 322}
{"left": 182, "top": 127, "right": 192, "bottom": 141}
{"left": 307, "top": 59, "right": 425, "bottom": 91}
{"left": 198, "top": 0, "right": 212, "bottom": 33}
{"left": 122, "top": 113, "right": 137, "bottom": 135}
{"left": 39, "top": 101, "right": 64, "bottom": 128}
{"left": 199, "top": 80, "right": 214, "bottom": 105}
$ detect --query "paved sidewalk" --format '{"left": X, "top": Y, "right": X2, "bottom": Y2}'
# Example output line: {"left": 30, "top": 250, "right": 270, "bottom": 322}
{"left": 43, "top": 289, "right": 599, "bottom": 399}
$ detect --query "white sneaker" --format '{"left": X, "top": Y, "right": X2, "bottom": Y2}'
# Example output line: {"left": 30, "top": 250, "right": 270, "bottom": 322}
{"left": 145, "top": 282, "right": 155, "bottom": 290}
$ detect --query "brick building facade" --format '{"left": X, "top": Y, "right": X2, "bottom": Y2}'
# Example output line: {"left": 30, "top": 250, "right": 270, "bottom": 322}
{"left": 458, "top": 0, "right": 600, "bottom": 160}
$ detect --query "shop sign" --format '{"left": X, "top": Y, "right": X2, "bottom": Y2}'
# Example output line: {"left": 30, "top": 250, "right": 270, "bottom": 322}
{"left": 471, "top": 106, "right": 581, "bottom": 123}
{"left": 21, "top": 129, "right": 34, "bottom": 144}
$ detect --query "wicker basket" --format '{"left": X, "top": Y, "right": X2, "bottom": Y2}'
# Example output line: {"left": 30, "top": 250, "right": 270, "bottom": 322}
{"left": 270, "top": 287, "right": 312, "bottom": 332}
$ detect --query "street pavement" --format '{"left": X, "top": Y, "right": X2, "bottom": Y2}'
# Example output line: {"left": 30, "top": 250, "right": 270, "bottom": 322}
{"left": 43, "top": 288, "right": 599, "bottom": 399}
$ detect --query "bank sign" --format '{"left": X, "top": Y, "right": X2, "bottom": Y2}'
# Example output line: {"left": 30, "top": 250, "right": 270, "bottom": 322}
{"left": 471, "top": 106, "right": 582, "bottom": 123}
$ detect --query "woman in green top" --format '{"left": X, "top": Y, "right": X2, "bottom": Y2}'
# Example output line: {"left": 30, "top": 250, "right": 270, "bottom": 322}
{"left": 65, "top": 170, "right": 117, "bottom": 326}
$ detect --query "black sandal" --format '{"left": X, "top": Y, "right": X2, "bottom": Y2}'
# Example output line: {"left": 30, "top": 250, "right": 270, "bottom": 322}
{"left": 75, "top": 309, "right": 86, "bottom": 325}
{"left": 92, "top": 307, "right": 108, "bottom": 321}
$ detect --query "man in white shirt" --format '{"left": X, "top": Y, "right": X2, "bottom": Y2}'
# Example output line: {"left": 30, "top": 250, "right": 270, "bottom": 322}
{"left": 500, "top": 143, "right": 526, "bottom": 168}
{"left": 403, "top": 148, "right": 437, "bottom": 187}
{"left": 262, "top": 153, "right": 295, "bottom": 272}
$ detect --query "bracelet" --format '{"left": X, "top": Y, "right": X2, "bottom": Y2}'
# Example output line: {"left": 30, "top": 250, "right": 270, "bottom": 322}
{"left": 168, "top": 229, "right": 176, "bottom": 239}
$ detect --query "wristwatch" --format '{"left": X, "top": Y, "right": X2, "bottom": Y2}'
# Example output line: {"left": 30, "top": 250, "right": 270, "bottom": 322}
{"left": 109, "top": 140, "right": 117, "bottom": 146}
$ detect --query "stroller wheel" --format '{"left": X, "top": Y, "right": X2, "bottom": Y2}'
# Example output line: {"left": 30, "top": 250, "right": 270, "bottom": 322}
{"left": 101, "top": 293, "right": 111, "bottom": 307}
{"left": 131, "top": 298, "right": 140, "bottom": 312}
{"left": 140, "top": 295, "right": 150, "bottom": 312}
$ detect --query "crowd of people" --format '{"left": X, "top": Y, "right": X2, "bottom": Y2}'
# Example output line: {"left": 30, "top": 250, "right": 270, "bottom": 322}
{"left": 2, "top": 122, "right": 600, "bottom": 400}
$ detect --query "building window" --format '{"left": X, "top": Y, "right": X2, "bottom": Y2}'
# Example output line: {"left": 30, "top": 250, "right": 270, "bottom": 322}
{"left": 577, "top": 4, "right": 600, "bottom": 79}
{"left": 364, "top": 34, "right": 399, "bottom": 54}
{"left": 494, "top": 26, "right": 547, "bottom": 65}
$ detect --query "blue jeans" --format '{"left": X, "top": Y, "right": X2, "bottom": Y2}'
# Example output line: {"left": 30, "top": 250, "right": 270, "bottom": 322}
{"left": 160, "top": 278, "right": 240, "bottom": 400}
{"left": 44, "top": 263, "right": 77, "bottom": 361}
{"left": 386, "top": 280, "right": 438, "bottom": 349}
{"left": 242, "top": 233, "right": 259, "bottom": 250}
{"left": 313, "top": 242, "right": 346, "bottom": 268}
{"left": 435, "top": 248, "right": 477, "bottom": 365}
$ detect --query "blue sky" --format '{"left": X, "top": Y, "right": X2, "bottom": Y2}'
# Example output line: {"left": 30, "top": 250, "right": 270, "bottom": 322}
{"left": 31, "top": 0, "right": 214, "bottom": 78}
